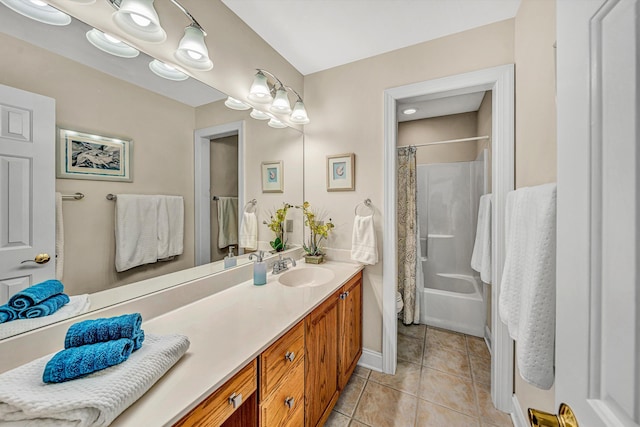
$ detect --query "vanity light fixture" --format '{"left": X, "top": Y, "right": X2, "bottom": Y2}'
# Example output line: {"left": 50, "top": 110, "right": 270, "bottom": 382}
{"left": 224, "top": 96, "right": 251, "bottom": 111}
{"left": 402, "top": 107, "right": 418, "bottom": 115}
{"left": 247, "top": 69, "right": 310, "bottom": 124}
{"left": 270, "top": 86, "right": 292, "bottom": 114}
{"left": 149, "top": 59, "right": 188, "bottom": 81}
{"left": 174, "top": 24, "right": 212, "bottom": 70}
{"left": 67, "top": 0, "right": 96, "bottom": 3}
{"left": 250, "top": 108, "right": 271, "bottom": 120}
{"left": 0, "top": 0, "right": 71, "bottom": 26}
{"left": 248, "top": 71, "right": 273, "bottom": 104}
{"left": 267, "top": 117, "right": 287, "bottom": 129}
{"left": 86, "top": 29, "right": 140, "bottom": 58}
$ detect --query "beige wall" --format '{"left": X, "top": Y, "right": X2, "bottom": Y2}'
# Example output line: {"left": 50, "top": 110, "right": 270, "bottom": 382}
{"left": 303, "top": 20, "right": 515, "bottom": 352}
{"left": 210, "top": 135, "right": 239, "bottom": 262}
{"left": 398, "top": 112, "right": 479, "bottom": 164}
{"left": 513, "top": 0, "right": 557, "bottom": 414}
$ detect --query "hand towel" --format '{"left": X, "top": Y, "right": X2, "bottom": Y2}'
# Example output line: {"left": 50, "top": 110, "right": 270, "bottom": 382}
{"left": 0, "top": 334, "right": 189, "bottom": 426}
{"left": 0, "top": 295, "right": 90, "bottom": 340}
{"left": 64, "top": 313, "right": 143, "bottom": 350}
{"left": 8, "top": 280, "right": 64, "bottom": 310}
{"left": 351, "top": 214, "right": 378, "bottom": 265}
{"left": 498, "top": 183, "right": 557, "bottom": 389}
{"left": 18, "top": 293, "right": 70, "bottom": 319}
{"left": 471, "top": 194, "right": 492, "bottom": 284}
{"left": 56, "top": 192, "right": 64, "bottom": 281}
{"left": 239, "top": 211, "right": 258, "bottom": 250}
{"left": 43, "top": 338, "right": 135, "bottom": 383}
{"left": 0, "top": 305, "right": 18, "bottom": 324}
{"left": 217, "top": 197, "right": 238, "bottom": 249}
{"left": 157, "top": 196, "right": 184, "bottom": 260}
{"left": 115, "top": 195, "right": 159, "bottom": 272}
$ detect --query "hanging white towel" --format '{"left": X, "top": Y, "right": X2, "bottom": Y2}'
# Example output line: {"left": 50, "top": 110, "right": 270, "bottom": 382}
{"left": 157, "top": 196, "right": 184, "bottom": 260}
{"left": 55, "top": 192, "right": 64, "bottom": 281}
{"left": 217, "top": 197, "right": 238, "bottom": 249}
{"left": 239, "top": 211, "right": 258, "bottom": 250}
{"left": 115, "top": 195, "right": 159, "bottom": 272}
{"left": 499, "top": 183, "right": 557, "bottom": 390}
{"left": 351, "top": 214, "right": 378, "bottom": 265}
{"left": 471, "top": 193, "right": 492, "bottom": 284}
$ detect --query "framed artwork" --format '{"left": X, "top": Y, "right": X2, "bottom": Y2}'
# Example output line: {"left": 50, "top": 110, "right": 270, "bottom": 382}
{"left": 261, "top": 160, "right": 284, "bottom": 193}
{"left": 57, "top": 128, "right": 133, "bottom": 182}
{"left": 327, "top": 153, "right": 355, "bottom": 191}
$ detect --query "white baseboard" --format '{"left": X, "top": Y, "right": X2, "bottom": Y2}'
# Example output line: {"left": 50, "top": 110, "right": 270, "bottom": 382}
{"left": 511, "top": 394, "right": 528, "bottom": 427}
{"left": 357, "top": 348, "right": 383, "bottom": 372}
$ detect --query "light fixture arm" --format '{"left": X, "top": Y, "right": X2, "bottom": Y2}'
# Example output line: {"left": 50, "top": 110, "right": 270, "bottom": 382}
{"left": 106, "top": 0, "right": 206, "bottom": 35}
{"left": 257, "top": 69, "right": 285, "bottom": 89}
{"left": 284, "top": 85, "right": 303, "bottom": 102}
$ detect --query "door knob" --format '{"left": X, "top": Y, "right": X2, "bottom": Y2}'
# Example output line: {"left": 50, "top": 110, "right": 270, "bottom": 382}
{"left": 528, "top": 403, "right": 578, "bottom": 427}
{"left": 21, "top": 253, "right": 51, "bottom": 265}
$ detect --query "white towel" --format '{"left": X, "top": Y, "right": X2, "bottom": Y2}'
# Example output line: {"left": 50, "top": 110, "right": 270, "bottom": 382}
{"left": 55, "top": 192, "right": 64, "bottom": 281}
{"left": 115, "top": 195, "right": 159, "bottom": 272}
{"left": 0, "top": 333, "right": 189, "bottom": 426}
{"left": 217, "top": 197, "right": 238, "bottom": 249}
{"left": 157, "top": 196, "right": 184, "bottom": 260}
{"left": 498, "top": 183, "right": 557, "bottom": 389}
{"left": 239, "top": 211, "right": 258, "bottom": 250}
{"left": 471, "top": 194, "right": 492, "bottom": 284}
{"left": 0, "top": 295, "right": 90, "bottom": 340}
{"left": 351, "top": 214, "right": 378, "bottom": 265}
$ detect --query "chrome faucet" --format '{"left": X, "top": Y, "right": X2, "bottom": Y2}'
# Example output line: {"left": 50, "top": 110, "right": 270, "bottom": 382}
{"left": 272, "top": 254, "right": 296, "bottom": 274}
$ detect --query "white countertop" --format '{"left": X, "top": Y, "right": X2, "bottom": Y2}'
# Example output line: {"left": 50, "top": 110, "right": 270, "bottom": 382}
{"left": 111, "top": 259, "right": 364, "bottom": 426}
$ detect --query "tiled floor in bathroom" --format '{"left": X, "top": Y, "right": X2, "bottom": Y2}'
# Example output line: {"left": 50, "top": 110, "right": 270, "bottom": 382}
{"left": 323, "top": 322, "right": 513, "bottom": 427}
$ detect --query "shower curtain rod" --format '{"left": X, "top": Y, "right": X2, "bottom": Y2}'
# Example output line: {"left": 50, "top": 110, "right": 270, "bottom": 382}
{"left": 398, "top": 135, "right": 489, "bottom": 149}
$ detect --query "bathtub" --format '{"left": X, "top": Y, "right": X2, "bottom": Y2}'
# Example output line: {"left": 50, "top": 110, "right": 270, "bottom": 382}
{"left": 420, "top": 273, "right": 485, "bottom": 337}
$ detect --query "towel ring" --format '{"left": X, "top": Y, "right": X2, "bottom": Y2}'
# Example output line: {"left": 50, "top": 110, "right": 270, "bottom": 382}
{"left": 244, "top": 199, "right": 257, "bottom": 213}
{"left": 355, "top": 199, "right": 374, "bottom": 216}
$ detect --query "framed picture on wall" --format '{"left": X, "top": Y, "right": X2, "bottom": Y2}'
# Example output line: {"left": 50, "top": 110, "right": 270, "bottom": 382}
{"left": 57, "top": 128, "right": 133, "bottom": 182}
{"left": 327, "top": 153, "right": 355, "bottom": 191}
{"left": 261, "top": 160, "right": 284, "bottom": 193}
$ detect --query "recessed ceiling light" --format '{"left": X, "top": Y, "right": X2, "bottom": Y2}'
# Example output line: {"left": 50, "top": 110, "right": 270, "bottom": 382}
{"left": 402, "top": 108, "right": 417, "bottom": 115}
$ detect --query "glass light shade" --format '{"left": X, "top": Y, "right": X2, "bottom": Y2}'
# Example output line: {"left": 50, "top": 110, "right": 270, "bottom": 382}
{"left": 250, "top": 109, "right": 270, "bottom": 120}
{"left": 174, "top": 25, "right": 212, "bottom": 71}
{"left": 112, "top": 0, "right": 166, "bottom": 43}
{"left": 269, "top": 87, "right": 291, "bottom": 114}
{"left": 247, "top": 71, "right": 272, "bottom": 104}
{"left": 268, "top": 118, "right": 287, "bottom": 129}
{"left": 290, "top": 100, "right": 310, "bottom": 124}
{"left": 0, "top": 0, "right": 71, "bottom": 25}
{"left": 149, "top": 59, "right": 188, "bottom": 81}
{"left": 224, "top": 97, "right": 250, "bottom": 111}
{"left": 86, "top": 29, "right": 139, "bottom": 58}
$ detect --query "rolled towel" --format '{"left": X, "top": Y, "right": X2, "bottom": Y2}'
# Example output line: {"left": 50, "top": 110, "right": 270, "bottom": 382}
{"left": 0, "top": 305, "right": 19, "bottom": 324}
{"left": 64, "top": 313, "right": 143, "bottom": 350}
{"left": 43, "top": 338, "right": 135, "bottom": 383}
{"left": 17, "top": 293, "right": 70, "bottom": 319}
{"left": 133, "top": 329, "right": 145, "bottom": 351}
{"left": 8, "top": 280, "right": 64, "bottom": 310}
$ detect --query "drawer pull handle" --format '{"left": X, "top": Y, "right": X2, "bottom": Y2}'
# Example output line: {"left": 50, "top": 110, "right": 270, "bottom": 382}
{"left": 228, "top": 392, "right": 243, "bottom": 409}
{"left": 284, "top": 396, "right": 295, "bottom": 409}
{"left": 284, "top": 351, "right": 295, "bottom": 362}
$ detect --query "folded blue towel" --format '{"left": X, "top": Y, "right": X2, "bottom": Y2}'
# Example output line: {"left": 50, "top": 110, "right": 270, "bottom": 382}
{"left": 43, "top": 338, "right": 135, "bottom": 383}
{"left": 64, "top": 313, "right": 143, "bottom": 350}
{"left": 0, "top": 305, "right": 19, "bottom": 323}
{"left": 17, "top": 293, "right": 70, "bottom": 319}
{"left": 8, "top": 280, "right": 64, "bottom": 310}
{"left": 133, "top": 329, "right": 145, "bottom": 351}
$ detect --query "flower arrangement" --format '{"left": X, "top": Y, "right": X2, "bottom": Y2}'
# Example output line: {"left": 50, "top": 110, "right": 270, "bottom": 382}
{"left": 263, "top": 203, "right": 292, "bottom": 252}
{"left": 299, "top": 201, "right": 334, "bottom": 258}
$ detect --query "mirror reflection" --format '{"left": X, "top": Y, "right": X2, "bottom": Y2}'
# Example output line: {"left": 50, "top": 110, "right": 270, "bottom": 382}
{"left": 0, "top": 4, "right": 304, "bottom": 339}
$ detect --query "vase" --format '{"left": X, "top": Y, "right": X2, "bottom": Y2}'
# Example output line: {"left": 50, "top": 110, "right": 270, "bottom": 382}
{"left": 304, "top": 254, "right": 324, "bottom": 264}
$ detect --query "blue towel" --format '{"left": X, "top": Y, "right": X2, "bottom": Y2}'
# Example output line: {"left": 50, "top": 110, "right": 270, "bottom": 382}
{"left": 42, "top": 338, "right": 135, "bottom": 383}
{"left": 8, "top": 280, "right": 64, "bottom": 310}
{"left": 64, "top": 313, "right": 144, "bottom": 350}
{"left": 133, "top": 329, "right": 145, "bottom": 351}
{"left": 0, "top": 305, "right": 19, "bottom": 323}
{"left": 17, "top": 293, "right": 70, "bottom": 319}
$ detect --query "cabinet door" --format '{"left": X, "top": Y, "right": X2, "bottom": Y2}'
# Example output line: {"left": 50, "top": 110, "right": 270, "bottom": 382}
{"left": 339, "top": 273, "right": 363, "bottom": 389}
{"left": 305, "top": 289, "right": 341, "bottom": 427}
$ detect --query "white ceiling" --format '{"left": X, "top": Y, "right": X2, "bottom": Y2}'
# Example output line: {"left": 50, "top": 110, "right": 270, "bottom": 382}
{"left": 222, "top": 0, "right": 522, "bottom": 75}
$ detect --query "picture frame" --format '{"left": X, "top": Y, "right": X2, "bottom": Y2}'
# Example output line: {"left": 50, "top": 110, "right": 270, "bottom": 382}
{"left": 261, "top": 160, "right": 284, "bottom": 193}
{"left": 327, "top": 153, "right": 355, "bottom": 191}
{"left": 57, "top": 128, "right": 133, "bottom": 182}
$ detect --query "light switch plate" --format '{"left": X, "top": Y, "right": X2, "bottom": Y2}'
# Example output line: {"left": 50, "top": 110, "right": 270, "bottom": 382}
{"left": 286, "top": 219, "right": 293, "bottom": 232}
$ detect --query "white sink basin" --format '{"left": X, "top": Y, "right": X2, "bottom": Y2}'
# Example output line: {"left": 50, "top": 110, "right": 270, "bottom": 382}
{"left": 277, "top": 266, "right": 335, "bottom": 288}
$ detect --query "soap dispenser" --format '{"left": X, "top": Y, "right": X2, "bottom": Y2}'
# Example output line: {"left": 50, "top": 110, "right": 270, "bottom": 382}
{"left": 224, "top": 246, "right": 237, "bottom": 269}
{"left": 248, "top": 250, "right": 267, "bottom": 286}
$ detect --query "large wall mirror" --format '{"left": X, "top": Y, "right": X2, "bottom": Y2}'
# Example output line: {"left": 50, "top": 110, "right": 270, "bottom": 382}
{"left": 0, "top": 3, "right": 304, "bottom": 339}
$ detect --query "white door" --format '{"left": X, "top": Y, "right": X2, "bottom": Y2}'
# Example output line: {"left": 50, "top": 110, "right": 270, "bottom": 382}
{"left": 556, "top": 0, "right": 639, "bottom": 425}
{"left": 0, "top": 84, "right": 55, "bottom": 304}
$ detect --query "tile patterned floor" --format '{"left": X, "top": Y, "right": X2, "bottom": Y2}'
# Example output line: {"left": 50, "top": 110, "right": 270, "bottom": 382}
{"left": 323, "top": 323, "right": 513, "bottom": 427}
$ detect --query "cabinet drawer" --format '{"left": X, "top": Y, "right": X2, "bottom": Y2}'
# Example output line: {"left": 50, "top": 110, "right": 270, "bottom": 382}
{"left": 282, "top": 405, "right": 303, "bottom": 427}
{"left": 260, "top": 320, "right": 304, "bottom": 398}
{"left": 260, "top": 359, "right": 305, "bottom": 427}
{"left": 174, "top": 360, "right": 257, "bottom": 427}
